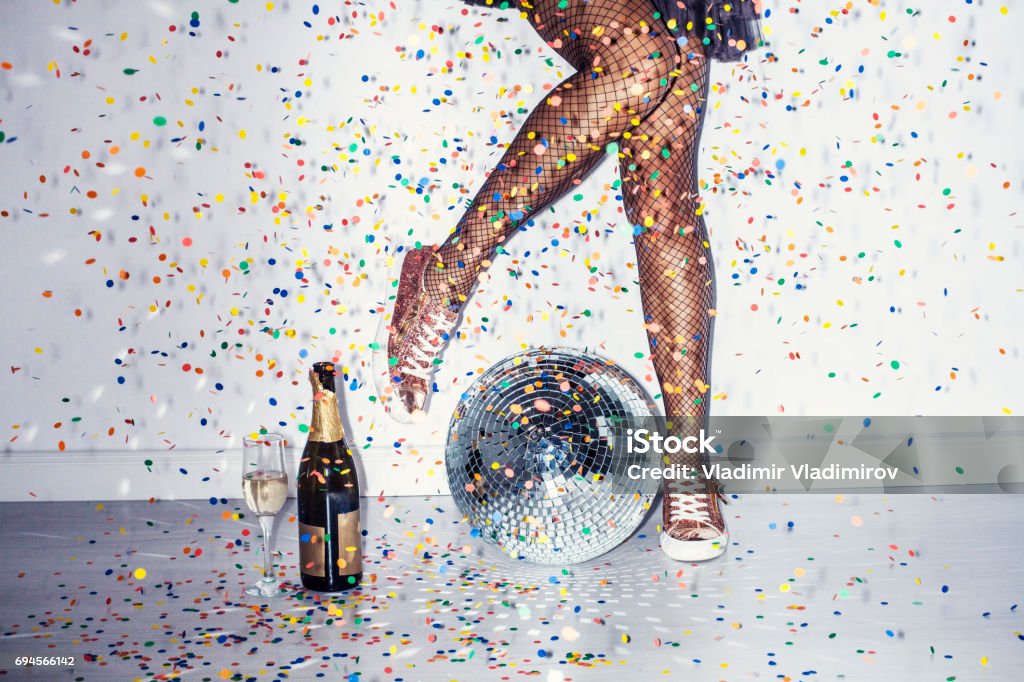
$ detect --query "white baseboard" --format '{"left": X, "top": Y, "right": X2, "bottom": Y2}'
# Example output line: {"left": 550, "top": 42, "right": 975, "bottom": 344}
{"left": 0, "top": 448, "right": 453, "bottom": 502}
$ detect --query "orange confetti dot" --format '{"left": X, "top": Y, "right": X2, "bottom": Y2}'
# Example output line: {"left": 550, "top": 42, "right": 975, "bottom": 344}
{"left": 134, "top": 167, "right": 146, "bottom": 178}
{"left": 0, "top": 62, "right": 12, "bottom": 70}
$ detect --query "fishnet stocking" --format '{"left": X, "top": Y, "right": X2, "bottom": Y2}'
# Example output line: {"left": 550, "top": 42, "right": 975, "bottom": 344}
{"left": 424, "top": 0, "right": 684, "bottom": 308}
{"left": 430, "top": 1, "right": 718, "bottom": 498}
{"left": 620, "top": 51, "right": 716, "bottom": 492}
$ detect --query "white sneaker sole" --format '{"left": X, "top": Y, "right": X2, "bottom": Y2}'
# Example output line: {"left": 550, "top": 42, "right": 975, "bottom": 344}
{"left": 660, "top": 531, "right": 729, "bottom": 562}
{"left": 372, "top": 248, "right": 417, "bottom": 424}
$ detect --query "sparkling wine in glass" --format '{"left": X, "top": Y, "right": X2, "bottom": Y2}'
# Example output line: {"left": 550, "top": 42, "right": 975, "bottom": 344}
{"left": 242, "top": 433, "right": 288, "bottom": 598}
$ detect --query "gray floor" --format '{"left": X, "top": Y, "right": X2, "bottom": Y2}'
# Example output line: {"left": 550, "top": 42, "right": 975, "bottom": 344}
{"left": 0, "top": 495, "right": 1021, "bottom": 681}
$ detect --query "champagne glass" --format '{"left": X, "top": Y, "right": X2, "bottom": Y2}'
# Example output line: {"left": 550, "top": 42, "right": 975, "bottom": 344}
{"left": 242, "top": 433, "right": 288, "bottom": 598}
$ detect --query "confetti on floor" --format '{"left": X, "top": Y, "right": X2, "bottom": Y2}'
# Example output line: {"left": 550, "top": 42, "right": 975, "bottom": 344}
{"left": 0, "top": 494, "right": 1021, "bottom": 680}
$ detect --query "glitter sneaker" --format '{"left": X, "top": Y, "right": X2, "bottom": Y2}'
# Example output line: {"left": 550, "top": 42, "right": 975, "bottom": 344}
{"left": 373, "top": 246, "right": 459, "bottom": 423}
{"left": 660, "top": 476, "right": 729, "bottom": 561}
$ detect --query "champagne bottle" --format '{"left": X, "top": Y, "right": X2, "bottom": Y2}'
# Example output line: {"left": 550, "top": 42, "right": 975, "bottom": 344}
{"left": 297, "top": 362, "right": 363, "bottom": 592}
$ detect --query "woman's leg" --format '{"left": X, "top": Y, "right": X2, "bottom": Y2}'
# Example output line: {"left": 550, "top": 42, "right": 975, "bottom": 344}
{"left": 617, "top": 48, "right": 727, "bottom": 559}
{"left": 378, "top": 0, "right": 685, "bottom": 421}
{"left": 423, "top": 0, "right": 683, "bottom": 310}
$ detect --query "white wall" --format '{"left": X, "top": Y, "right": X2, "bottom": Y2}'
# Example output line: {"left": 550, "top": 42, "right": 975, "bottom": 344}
{"left": 1, "top": 0, "right": 1021, "bottom": 500}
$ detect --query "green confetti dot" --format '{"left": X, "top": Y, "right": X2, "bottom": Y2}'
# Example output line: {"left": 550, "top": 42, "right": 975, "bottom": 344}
{"left": 123, "top": 68, "right": 138, "bottom": 75}
{"left": 153, "top": 116, "right": 167, "bottom": 127}
{"left": 239, "top": 260, "right": 249, "bottom": 271}
{"left": 581, "top": 527, "right": 591, "bottom": 535}
{"left": 955, "top": 466, "right": 964, "bottom": 475}
{"left": 298, "top": 424, "right": 309, "bottom": 433}
{"left": 828, "top": 372, "right": 836, "bottom": 378}
{"left": 605, "top": 142, "right": 619, "bottom": 155}
{"left": 890, "top": 360, "right": 900, "bottom": 369}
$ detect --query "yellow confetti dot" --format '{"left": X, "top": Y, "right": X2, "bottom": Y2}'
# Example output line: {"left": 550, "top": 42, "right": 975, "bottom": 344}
{"left": 779, "top": 583, "right": 790, "bottom": 592}
{"left": 134, "top": 568, "right": 147, "bottom": 580}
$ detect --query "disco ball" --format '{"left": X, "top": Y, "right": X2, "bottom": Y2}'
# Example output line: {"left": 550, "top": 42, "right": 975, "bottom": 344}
{"left": 446, "top": 347, "right": 660, "bottom": 564}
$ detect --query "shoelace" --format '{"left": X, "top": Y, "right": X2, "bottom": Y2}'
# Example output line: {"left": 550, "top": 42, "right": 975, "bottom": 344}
{"left": 396, "top": 304, "right": 449, "bottom": 380}
{"left": 666, "top": 480, "right": 728, "bottom": 525}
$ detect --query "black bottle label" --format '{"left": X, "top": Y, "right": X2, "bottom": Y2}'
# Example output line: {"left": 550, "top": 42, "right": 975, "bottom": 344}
{"left": 338, "top": 510, "right": 362, "bottom": 573}
{"left": 299, "top": 521, "right": 326, "bottom": 577}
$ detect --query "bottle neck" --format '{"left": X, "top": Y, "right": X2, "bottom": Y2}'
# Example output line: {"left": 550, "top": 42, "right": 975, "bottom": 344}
{"left": 309, "top": 371, "right": 345, "bottom": 443}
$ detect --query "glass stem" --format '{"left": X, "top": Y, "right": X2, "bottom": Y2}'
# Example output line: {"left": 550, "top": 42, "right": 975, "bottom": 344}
{"left": 258, "top": 515, "right": 275, "bottom": 582}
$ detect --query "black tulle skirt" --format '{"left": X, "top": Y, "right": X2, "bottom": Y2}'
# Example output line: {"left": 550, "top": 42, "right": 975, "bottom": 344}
{"left": 651, "top": 0, "right": 761, "bottom": 61}
{"left": 461, "top": 0, "right": 762, "bottom": 62}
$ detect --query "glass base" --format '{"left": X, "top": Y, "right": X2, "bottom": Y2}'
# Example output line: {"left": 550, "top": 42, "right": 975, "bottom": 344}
{"left": 246, "top": 577, "right": 285, "bottom": 598}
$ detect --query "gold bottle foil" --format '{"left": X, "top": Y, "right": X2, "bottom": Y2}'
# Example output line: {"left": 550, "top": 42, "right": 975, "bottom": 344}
{"left": 309, "top": 369, "right": 345, "bottom": 443}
